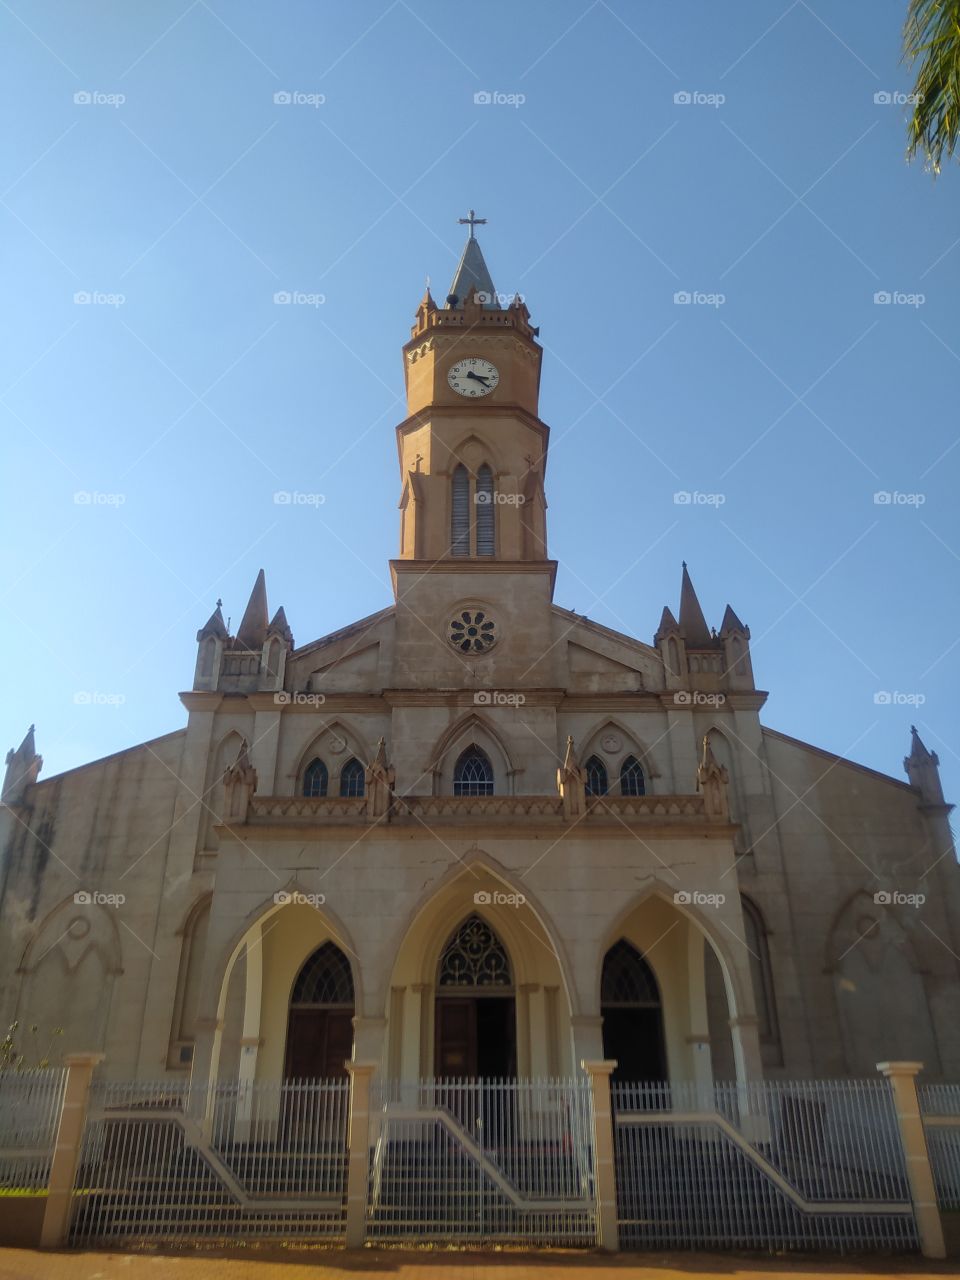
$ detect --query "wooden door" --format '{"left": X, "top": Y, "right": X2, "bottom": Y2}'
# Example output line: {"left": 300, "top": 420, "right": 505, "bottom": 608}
{"left": 435, "top": 998, "right": 477, "bottom": 1078}
{"left": 285, "top": 1009, "right": 353, "bottom": 1079}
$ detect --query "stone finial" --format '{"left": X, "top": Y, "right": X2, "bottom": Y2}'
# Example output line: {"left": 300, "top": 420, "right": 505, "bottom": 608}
{"left": 2, "top": 725, "right": 42, "bottom": 806}
{"left": 558, "top": 735, "right": 587, "bottom": 819}
{"left": 235, "top": 569, "right": 269, "bottom": 650}
{"left": 364, "top": 737, "right": 395, "bottom": 822}
{"left": 223, "top": 739, "right": 258, "bottom": 823}
{"left": 904, "top": 726, "right": 946, "bottom": 807}
{"left": 697, "top": 734, "right": 729, "bottom": 819}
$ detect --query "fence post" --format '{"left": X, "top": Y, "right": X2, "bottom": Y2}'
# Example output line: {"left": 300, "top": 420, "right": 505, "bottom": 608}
{"left": 344, "top": 1060, "right": 377, "bottom": 1249}
{"left": 582, "top": 1059, "right": 619, "bottom": 1252}
{"left": 878, "top": 1060, "right": 945, "bottom": 1260}
{"left": 40, "top": 1052, "right": 104, "bottom": 1248}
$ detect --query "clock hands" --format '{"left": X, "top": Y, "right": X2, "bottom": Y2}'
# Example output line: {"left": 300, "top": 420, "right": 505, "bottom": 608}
{"left": 465, "top": 370, "right": 491, "bottom": 387}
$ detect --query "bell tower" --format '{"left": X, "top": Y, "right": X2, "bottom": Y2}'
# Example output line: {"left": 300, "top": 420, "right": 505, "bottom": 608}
{"left": 390, "top": 215, "right": 558, "bottom": 687}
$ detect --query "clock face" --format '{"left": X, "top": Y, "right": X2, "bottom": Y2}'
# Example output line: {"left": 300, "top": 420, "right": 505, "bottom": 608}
{"left": 448, "top": 357, "right": 500, "bottom": 398}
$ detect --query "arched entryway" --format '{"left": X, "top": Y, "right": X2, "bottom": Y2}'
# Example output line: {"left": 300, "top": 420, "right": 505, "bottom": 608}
{"left": 284, "top": 942, "right": 355, "bottom": 1079}
{"left": 434, "top": 915, "right": 516, "bottom": 1078}
{"left": 601, "top": 939, "right": 667, "bottom": 1083}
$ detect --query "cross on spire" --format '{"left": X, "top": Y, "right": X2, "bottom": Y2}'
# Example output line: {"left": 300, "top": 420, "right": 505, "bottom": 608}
{"left": 458, "top": 209, "right": 486, "bottom": 239}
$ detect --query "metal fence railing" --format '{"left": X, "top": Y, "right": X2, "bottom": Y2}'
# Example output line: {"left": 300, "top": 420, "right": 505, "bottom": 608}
{"left": 0, "top": 1067, "right": 66, "bottom": 1191}
{"left": 612, "top": 1078, "right": 917, "bottom": 1251}
{"left": 69, "top": 1076, "right": 349, "bottom": 1245}
{"left": 367, "top": 1077, "right": 596, "bottom": 1245}
{"left": 918, "top": 1083, "right": 960, "bottom": 1210}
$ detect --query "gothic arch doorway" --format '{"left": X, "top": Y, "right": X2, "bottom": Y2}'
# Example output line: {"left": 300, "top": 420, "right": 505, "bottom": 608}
{"left": 601, "top": 939, "right": 667, "bottom": 1083}
{"left": 284, "top": 942, "right": 355, "bottom": 1079}
{"left": 434, "top": 915, "right": 516, "bottom": 1078}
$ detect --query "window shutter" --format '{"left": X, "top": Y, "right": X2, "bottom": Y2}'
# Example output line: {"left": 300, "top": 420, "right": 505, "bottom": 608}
{"left": 451, "top": 464, "right": 470, "bottom": 556}
{"left": 476, "top": 464, "right": 495, "bottom": 556}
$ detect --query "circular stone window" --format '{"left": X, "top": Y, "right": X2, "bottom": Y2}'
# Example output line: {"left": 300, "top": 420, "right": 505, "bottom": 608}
{"left": 449, "top": 609, "right": 497, "bottom": 654}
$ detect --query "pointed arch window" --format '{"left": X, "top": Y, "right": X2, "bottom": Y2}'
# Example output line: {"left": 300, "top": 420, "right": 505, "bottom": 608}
{"left": 453, "top": 745, "right": 494, "bottom": 797}
{"left": 476, "top": 464, "right": 495, "bottom": 556}
{"left": 291, "top": 942, "right": 355, "bottom": 1006}
{"left": 619, "top": 755, "right": 645, "bottom": 797}
{"left": 302, "top": 758, "right": 328, "bottom": 798}
{"left": 601, "top": 939, "right": 660, "bottom": 1006}
{"left": 438, "top": 914, "right": 512, "bottom": 987}
{"left": 741, "top": 895, "right": 780, "bottom": 1050}
{"left": 585, "top": 755, "right": 608, "bottom": 797}
{"left": 451, "top": 464, "right": 470, "bottom": 557}
{"left": 339, "top": 757, "right": 365, "bottom": 798}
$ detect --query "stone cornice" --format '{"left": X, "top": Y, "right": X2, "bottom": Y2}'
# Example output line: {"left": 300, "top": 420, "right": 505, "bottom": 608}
{"left": 393, "top": 403, "right": 549, "bottom": 449}
{"left": 382, "top": 688, "right": 566, "bottom": 708}
{"left": 390, "top": 559, "right": 558, "bottom": 593}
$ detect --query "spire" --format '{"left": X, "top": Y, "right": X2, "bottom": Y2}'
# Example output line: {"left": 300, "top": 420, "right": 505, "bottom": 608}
{"left": 197, "top": 601, "right": 227, "bottom": 641}
{"left": 448, "top": 227, "right": 498, "bottom": 309}
{"left": 904, "top": 726, "right": 946, "bottom": 806}
{"left": 678, "top": 562, "right": 712, "bottom": 647}
{"left": 267, "top": 606, "right": 293, "bottom": 646}
{"left": 3, "top": 725, "right": 42, "bottom": 805}
{"left": 719, "top": 603, "right": 748, "bottom": 637}
{"left": 235, "top": 569, "right": 269, "bottom": 649}
{"left": 654, "top": 605, "right": 680, "bottom": 643}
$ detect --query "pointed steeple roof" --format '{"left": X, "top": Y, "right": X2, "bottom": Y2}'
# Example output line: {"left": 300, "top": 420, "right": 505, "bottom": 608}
{"left": 907, "top": 725, "right": 937, "bottom": 765}
{"left": 197, "top": 602, "right": 227, "bottom": 641}
{"left": 448, "top": 233, "right": 498, "bottom": 309}
{"left": 235, "top": 569, "right": 269, "bottom": 649}
{"left": 267, "top": 606, "right": 293, "bottom": 646}
{"left": 719, "top": 604, "right": 748, "bottom": 637}
{"left": 655, "top": 605, "right": 680, "bottom": 642}
{"left": 678, "top": 562, "right": 712, "bottom": 646}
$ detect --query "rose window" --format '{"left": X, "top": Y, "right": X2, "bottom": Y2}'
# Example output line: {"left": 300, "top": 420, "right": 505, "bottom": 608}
{"left": 449, "top": 609, "right": 496, "bottom": 653}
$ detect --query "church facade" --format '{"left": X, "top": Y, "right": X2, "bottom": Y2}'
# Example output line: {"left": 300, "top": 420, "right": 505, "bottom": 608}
{"left": 2, "top": 228, "right": 958, "bottom": 1093}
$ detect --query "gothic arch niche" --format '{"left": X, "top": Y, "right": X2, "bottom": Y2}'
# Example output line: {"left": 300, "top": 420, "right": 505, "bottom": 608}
{"left": 706, "top": 728, "right": 746, "bottom": 849}
{"left": 447, "top": 437, "right": 501, "bottom": 559}
{"left": 741, "top": 895, "right": 782, "bottom": 1064}
{"left": 285, "top": 942, "right": 355, "bottom": 1079}
{"left": 168, "top": 894, "right": 211, "bottom": 1068}
{"left": 431, "top": 713, "right": 516, "bottom": 796}
{"left": 293, "top": 721, "right": 371, "bottom": 798}
{"left": 580, "top": 719, "right": 659, "bottom": 796}
{"left": 827, "top": 891, "right": 940, "bottom": 1075}
{"left": 18, "top": 898, "right": 122, "bottom": 1062}
{"left": 203, "top": 729, "right": 248, "bottom": 851}
{"left": 600, "top": 939, "right": 666, "bottom": 1082}
{"left": 386, "top": 857, "right": 574, "bottom": 1079}
{"left": 435, "top": 914, "right": 515, "bottom": 1078}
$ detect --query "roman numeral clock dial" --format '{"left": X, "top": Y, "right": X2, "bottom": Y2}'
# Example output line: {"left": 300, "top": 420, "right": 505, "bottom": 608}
{"left": 448, "top": 357, "right": 499, "bottom": 398}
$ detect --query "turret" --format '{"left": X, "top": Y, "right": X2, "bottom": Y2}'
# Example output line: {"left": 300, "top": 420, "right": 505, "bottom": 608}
{"left": 654, "top": 605, "right": 685, "bottom": 691}
{"left": 719, "top": 603, "right": 755, "bottom": 691}
{"left": 194, "top": 571, "right": 293, "bottom": 694}
{"left": 2, "top": 726, "right": 42, "bottom": 807}
{"left": 193, "top": 602, "right": 227, "bottom": 691}
{"left": 904, "top": 726, "right": 947, "bottom": 807}
{"left": 656, "top": 565, "right": 756, "bottom": 695}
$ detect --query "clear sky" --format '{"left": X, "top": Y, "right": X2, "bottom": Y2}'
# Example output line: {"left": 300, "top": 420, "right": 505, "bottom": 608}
{"left": 2, "top": 1, "right": 958, "bottom": 809}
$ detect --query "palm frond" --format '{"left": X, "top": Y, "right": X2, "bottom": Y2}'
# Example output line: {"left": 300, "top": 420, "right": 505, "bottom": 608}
{"left": 903, "top": 0, "right": 960, "bottom": 172}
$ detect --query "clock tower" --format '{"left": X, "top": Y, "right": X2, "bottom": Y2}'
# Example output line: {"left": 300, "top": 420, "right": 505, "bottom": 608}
{"left": 390, "top": 216, "right": 558, "bottom": 688}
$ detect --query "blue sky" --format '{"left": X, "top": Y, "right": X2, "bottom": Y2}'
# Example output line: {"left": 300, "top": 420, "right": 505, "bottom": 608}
{"left": 2, "top": 1, "right": 957, "bottom": 807}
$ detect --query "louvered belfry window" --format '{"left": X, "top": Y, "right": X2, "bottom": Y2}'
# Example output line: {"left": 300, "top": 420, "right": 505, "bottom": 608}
{"left": 451, "top": 464, "right": 470, "bottom": 556}
{"left": 476, "top": 464, "right": 495, "bottom": 556}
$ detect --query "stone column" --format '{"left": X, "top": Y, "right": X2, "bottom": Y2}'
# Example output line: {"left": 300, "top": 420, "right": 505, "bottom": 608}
{"left": 878, "top": 1061, "right": 945, "bottom": 1260}
{"left": 518, "top": 983, "right": 539, "bottom": 1077}
{"left": 582, "top": 1059, "right": 619, "bottom": 1252}
{"left": 40, "top": 1052, "right": 104, "bottom": 1248}
{"left": 235, "top": 929, "right": 264, "bottom": 1141}
{"left": 344, "top": 1061, "right": 377, "bottom": 1249}
{"left": 571, "top": 1014, "right": 604, "bottom": 1064}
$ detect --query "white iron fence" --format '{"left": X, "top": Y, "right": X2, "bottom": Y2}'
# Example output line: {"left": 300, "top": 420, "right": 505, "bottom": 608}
{"left": 367, "top": 1077, "right": 596, "bottom": 1244}
{"left": 919, "top": 1082, "right": 960, "bottom": 1211}
{"left": 69, "top": 1076, "right": 349, "bottom": 1244}
{"left": 0, "top": 1067, "right": 66, "bottom": 1191}
{"left": 613, "top": 1078, "right": 917, "bottom": 1251}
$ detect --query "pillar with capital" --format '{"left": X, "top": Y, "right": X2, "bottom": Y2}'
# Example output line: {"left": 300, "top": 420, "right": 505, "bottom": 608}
{"left": 878, "top": 1061, "right": 945, "bottom": 1260}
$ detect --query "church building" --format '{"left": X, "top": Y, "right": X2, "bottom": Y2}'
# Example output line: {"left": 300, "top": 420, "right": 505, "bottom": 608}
{"left": 2, "top": 221, "right": 958, "bottom": 1094}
